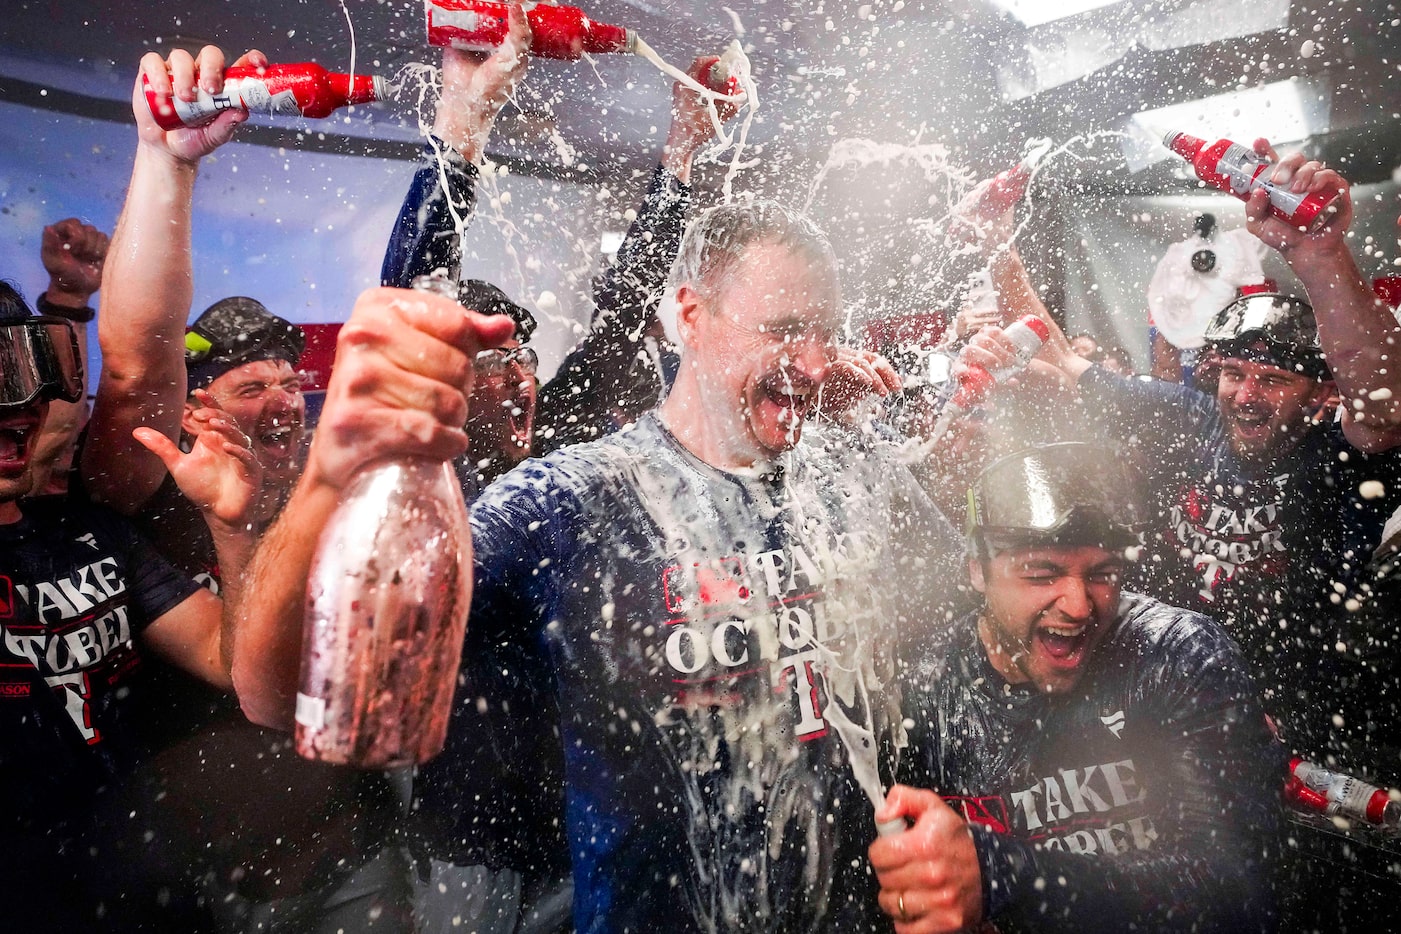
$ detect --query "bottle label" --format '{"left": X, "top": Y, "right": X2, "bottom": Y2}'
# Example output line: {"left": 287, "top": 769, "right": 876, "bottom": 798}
{"left": 1333, "top": 776, "right": 1380, "bottom": 821}
{"left": 430, "top": 7, "right": 484, "bottom": 32}
{"left": 1210, "top": 144, "right": 1309, "bottom": 220}
{"left": 172, "top": 77, "right": 303, "bottom": 125}
{"left": 295, "top": 691, "right": 326, "bottom": 731}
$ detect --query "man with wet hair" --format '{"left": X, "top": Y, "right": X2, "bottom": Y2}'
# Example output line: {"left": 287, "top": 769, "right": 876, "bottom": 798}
{"left": 0, "top": 284, "right": 251, "bottom": 930}
{"left": 870, "top": 442, "right": 1278, "bottom": 934}
{"left": 380, "top": 4, "right": 747, "bottom": 461}
{"left": 233, "top": 199, "right": 962, "bottom": 932}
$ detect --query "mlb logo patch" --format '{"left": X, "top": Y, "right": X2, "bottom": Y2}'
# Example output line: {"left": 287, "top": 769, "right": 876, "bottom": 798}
{"left": 0, "top": 576, "right": 12, "bottom": 618}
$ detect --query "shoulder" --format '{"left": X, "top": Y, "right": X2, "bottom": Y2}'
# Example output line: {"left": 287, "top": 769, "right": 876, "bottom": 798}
{"left": 1107, "top": 592, "right": 1252, "bottom": 688}
{"left": 15, "top": 495, "right": 136, "bottom": 541}
{"left": 1113, "top": 592, "right": 1234, "bottom": 651}
{"left": 480, "top": 424, "right": 653, "bottom": 508}
{"left": 471, "top": 423, "right": 661, "bottom": 549}
{"left": 904, "top": 610, "right": 980, "bottom": 691}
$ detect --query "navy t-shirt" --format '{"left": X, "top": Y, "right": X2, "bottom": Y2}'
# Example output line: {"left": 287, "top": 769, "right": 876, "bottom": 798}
{"left": 1078, "top": 367, "right": 1401, "bottom": 754}
{"left": 901, "top": 593, "right": 1280, "bottom": 933}
{"left": 0, "top": 496, "right": 201, "bottom": 837}
{"left": 424, "top": 414, "right": 960, "bottom": 933}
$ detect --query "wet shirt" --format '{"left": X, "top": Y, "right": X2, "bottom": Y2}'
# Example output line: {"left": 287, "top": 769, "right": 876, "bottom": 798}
{"left": 437, "top": 414, "right": 960, "bottom": 933}
{"left": 0, "top": 496, "right": 201, "bottom": 836}
{"left": 1077, "top": 367, "right": 1401, "bottom": 753}
{"left": 900, "top": 593, "right": 1279, "bottom": 933}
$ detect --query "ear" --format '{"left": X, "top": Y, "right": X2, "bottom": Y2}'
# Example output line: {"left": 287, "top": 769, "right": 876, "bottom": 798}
{"left": 968, "top": 557, "right": 987, "bottom": 595}
{"left": 1305, "top": 380, "right": 1337, "bottom": 421}
{"left": 674, "top": 284, "right": 705, "bottom": 352}
{"left": 179, "top": 398, "right": 201, "bottom": 437}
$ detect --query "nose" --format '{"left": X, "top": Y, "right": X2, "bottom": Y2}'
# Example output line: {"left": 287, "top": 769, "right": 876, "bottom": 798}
{"left": 266, "top": 384, "right": 302, "bottom": 416}
{"left": 1054, "top": 576, "right": 1094, "bottom": 620}
{"left": 1233, "top": 375, "right": 1264, "bottom": 406}
{"left": 786, "top": 337, "right": 833, "bottom": 384}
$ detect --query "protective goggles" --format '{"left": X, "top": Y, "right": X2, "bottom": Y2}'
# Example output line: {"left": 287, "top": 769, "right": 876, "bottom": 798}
{"left": 1202, "top": 293, "right": 1328, "bottom": 379}
{"left": 967, "top": 442, "right": 1141, "bottom": 551}
{"left": 0, "top": 316, "right": 83, "bottom": 409}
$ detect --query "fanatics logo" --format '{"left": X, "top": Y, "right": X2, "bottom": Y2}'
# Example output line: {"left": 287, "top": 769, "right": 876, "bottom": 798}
{"left": 77, "top": 533, "right": 99, "bottom": 550}
{"left": 1101, "top": 710, "right": 1126, "bottom": 738}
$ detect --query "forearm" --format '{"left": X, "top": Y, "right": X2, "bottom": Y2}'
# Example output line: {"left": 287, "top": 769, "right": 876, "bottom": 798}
{"left": 594, "top": 164, "right": 690, "bottom": 326}
{"left": 1289, "top": 243, "right": 1401, "bottom": 443}
{"left": 229, "top": 472, "right": 339, "bottom": 729}
{"left": 380, "top": 143, "right": 478, "bottom": 289}
{"left": 989, "top": 243, "right": 1049, "bottom": 326}
{"left": 84, "top": 144, "right": 199, "bottom": 510}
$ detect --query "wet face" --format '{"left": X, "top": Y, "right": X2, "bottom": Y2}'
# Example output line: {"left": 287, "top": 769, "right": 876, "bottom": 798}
{"left": 196, "top": 359, "right": 306, "bottom": 486}
{"left": 467, "top": 337, "right": 537, "bottom": 467}
{"left": 970, "top": 544, "right": 1125, "bottom": 694}
{"left": 1215, "top": 357, "right": 1330, "bottom": 466}
{"left": 685, "top": 241, "right": 840, "bottom": 467}
{"left": 0, "top": 399, "right": 48, "bottom": 516}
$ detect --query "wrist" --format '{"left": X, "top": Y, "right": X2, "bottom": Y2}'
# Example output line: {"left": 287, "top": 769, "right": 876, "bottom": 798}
{"left": 1060, "top": 353, "right": 1094, "bottom": 385}
{"left": 1284, "top": 237, "right": 1354, "bottom": 273}
{"left": 434, "top": 108, "right": 494, "bottom": 164}
{"left": 37, "top": 292, "right": 95, "bottom": 323}
{"left": 136, "top": 138, "right": 203, "bottom": 173}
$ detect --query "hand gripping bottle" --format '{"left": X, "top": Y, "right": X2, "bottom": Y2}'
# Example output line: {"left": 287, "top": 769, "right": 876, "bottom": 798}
{"left": 426, "top": 0, "right": 636, "bottom": 60}
{"left": 951, "top": 138, "right": 1053, "bottom": 235}
{"left": 1163, "top": 131, "right": 1343, "bottom": 231}
{"left": 1284, "top": 757, "right": 1401, "bottom": 829}
{"left": 926, "top": 315, "right": 1050, "bottom": 445}
{"left": 296, "top": 276, "right": 473, "bottom": 769}
{"left": 143, "top": 63, "right": 386, "bottom": 130}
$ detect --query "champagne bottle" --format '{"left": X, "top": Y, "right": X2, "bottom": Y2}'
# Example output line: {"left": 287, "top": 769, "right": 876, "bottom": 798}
{"left": 296, "top": 276, "right": 472, "bottom": 768}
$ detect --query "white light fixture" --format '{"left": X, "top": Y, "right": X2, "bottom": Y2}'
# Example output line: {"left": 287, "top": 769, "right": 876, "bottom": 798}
{"left": 985, "top": 0, "right": 1124, "bottom": 28}
{"left": 1122, "top": 77, "right": 1333, "bottom": 172}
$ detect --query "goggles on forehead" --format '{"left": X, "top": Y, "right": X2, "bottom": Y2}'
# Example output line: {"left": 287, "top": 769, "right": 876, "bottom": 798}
{"left": 1202, "top": 293, "right": 1328, "bottom": 379}
{"left": 967, "top": 442, "right": 1142, "bottom": 555}
{"left": 0, "top": 316, "right": 83, "bottom": 409}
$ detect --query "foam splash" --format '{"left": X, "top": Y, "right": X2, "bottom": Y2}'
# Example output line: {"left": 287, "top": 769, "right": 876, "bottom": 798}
{"left": 632, "top": 36, "right": 759, "bottom": 202}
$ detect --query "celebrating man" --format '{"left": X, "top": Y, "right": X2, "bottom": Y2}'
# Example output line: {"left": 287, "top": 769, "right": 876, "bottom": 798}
{"left": 872, "top": 442, "right": 1278, "bottom": 934}
{"left": 233, "top": 200, "right": 961, "bottom": 932}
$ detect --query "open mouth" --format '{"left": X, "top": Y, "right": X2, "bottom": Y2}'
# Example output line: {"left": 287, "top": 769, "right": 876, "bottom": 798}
{"left": 256, "top": 422, "right": 303, "bottom": 462}
{"left": 1034, "top": 622, "right": 1089, "bottom": 669}
{"left": 507, "top": 399, "right": 532, "bottom": 446}
{"left": 1228, "top": 409, "right": 1271, "bottom": 441}
{"left": 758, "top": 373, "right": 815, "bottom": 427}
{"left": 0, "top": 418, "right": 40, "bottom": 474}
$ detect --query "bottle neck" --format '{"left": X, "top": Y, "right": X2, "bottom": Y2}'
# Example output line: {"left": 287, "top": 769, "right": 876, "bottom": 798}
{"left": 582, "top": 19, "right": 636, "bottom": 54}
{"left": 1164, "top": 131, "right": 1205, "bottom": 161}
{"left": 326, "top": 72, "right": 386, "bottom": 106}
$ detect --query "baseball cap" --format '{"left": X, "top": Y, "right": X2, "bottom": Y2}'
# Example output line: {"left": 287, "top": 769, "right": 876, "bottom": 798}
{"left": 457, "top": 279, "right": 537, "bottom": 343}
{"left": 185, "top": 297, "right": 306, "bottom": 392}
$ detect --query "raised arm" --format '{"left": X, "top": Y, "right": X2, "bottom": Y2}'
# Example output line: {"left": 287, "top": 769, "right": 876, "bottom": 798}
{"left": 229, "top": 286, "right": 515, "bottom": 729}
{"left": 380, "top": 6, "right": 530, "bottom": 288}
{"left": 82, "top": 47, "right": 258, "bottom": 513}
{"left": 535, "top": 56, "right": 737, "bottom": 451}
{"left": 30, "top": 218, "right": 107, "bottom": 494}
{"left": 1246, "top": 139, "right": 1401, "bottom": 452}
